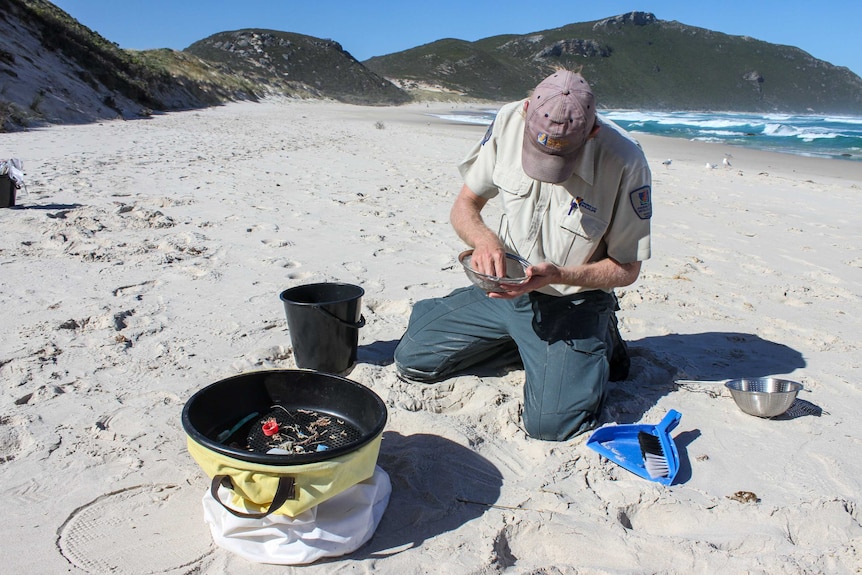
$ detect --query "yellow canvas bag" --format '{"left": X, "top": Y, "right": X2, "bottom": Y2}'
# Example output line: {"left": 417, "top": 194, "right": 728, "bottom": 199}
{"left": 187, "top": 432, "right": 382, "bottom": 518}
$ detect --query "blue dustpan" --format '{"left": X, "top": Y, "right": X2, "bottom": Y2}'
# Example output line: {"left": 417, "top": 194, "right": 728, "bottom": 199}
{"left": 586, "top": 409, "right": 682, "bottom": 485}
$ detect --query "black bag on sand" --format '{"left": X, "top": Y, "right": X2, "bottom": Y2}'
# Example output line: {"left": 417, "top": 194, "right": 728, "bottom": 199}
{"left": 0, "top": 174, "right": 15, "bottom": 208}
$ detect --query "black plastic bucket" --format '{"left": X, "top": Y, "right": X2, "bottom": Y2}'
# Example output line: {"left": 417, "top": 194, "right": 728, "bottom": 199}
{"left": 279, "top": 283, "right": 365, "bottom": 373}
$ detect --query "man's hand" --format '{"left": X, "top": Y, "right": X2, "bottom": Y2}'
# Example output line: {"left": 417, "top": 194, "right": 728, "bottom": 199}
{"left": 468, "top": 244, "right": 509, "bottom": 278}
{"left": 489, "top": 262, "right": 560, "bottom": 299}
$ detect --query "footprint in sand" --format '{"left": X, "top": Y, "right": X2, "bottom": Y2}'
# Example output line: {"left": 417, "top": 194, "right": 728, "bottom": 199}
{"left": 230, "top": 346, "right": 294, "bottom": 372}
{"left": 112, "top": 280, "right": 155, "bottom": 297}
{"left": 342, "top": 261, "right": 367, "bottom": 274}
{"left": 0, "top": 415, "right": 35, "bottom": 463}
{"left": 260, "top": 238, "right": 295, "bottom": 248}
{"left": 245, "top": 222, "right": 281, "bottom": 234}
{"left": 285, "top": 270, "right": 314, "bottom": 281}
{"left": 403, "top": 280, "right": 449, "bottom": 292}
{"left": 363, "top": 298, "right": 413, "bottom": 317}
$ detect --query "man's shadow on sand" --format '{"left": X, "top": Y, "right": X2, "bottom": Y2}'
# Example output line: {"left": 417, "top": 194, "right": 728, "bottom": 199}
{"left": 356, "top": 340, "right": 399, "bottom": 366}
{"left": 604, "top": 331, "right": 806, "bottom": 485}
{"left": 355, "top": 332, "right": 805, "bottom": 493}
{"left": 7, "top": 203, "right": 82, "bottom": 213}
{"left": 604, "top": 331, "right": 807, "bottom": 424}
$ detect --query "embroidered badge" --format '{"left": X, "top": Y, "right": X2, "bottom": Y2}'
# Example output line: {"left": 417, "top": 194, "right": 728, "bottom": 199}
{"left": 629, "top": 186, "right": 652, "bottom": 220}
{"left": 576, "top": 196, "right": 597, "bottom": 213}
{"left": 537, "top": 131, "right": 566, "bottom": 151}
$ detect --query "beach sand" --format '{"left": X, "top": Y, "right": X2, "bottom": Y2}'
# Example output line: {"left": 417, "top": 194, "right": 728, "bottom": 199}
{"left": 1, "top": 99, "right": 860, "bottom": 574}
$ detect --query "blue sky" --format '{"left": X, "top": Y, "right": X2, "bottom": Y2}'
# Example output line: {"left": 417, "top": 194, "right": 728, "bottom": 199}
{"left": 52, "top": 0, "right": 862, "bottom": 77}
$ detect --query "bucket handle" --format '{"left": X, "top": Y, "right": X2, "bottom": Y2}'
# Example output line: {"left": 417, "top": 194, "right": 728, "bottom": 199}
{"left": 313, "top": 306, "right": 366, "bottom": 329}
{"left": 210, "top": 474, "right": 296, "bottom": 519}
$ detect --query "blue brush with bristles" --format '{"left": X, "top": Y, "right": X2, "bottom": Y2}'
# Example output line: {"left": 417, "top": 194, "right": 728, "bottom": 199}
{"left": 586, "top": 410, "right": 682, "bottom": 485}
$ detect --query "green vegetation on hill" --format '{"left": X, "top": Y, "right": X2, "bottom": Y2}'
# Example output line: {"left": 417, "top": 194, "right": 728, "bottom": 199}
{"left": 365, "top": 12, "right": 862, "bottom": 114}
{"left": 184, "top": 30, "right": 410, "bottom": 106}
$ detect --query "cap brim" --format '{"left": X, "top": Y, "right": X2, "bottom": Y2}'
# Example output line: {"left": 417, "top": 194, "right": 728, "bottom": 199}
{"left": 521, "top": 134, "right": 577, "bottom": 184}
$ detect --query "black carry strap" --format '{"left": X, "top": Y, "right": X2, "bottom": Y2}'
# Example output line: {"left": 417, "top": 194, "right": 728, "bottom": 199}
{"left": 210, "top": 474, "right": 296, "bottom": 519}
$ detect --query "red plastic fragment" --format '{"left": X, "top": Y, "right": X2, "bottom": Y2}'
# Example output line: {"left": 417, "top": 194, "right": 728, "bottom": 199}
{"left": 262, "top": 419, "right": 279, "bottom": 436}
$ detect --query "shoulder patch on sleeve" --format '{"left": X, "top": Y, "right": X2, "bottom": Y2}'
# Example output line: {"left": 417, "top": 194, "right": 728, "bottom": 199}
{"left": 629, "top": 186, "right": 652, "bottom": 220}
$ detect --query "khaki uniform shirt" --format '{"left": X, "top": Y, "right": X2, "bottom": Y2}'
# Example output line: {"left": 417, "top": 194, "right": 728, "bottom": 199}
{"left": 458, "top": 99, "right": 652, "bottom": 296}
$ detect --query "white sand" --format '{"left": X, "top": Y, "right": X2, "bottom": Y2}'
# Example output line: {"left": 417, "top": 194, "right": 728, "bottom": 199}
{"left": 1, "top": 99, "right": 861, "bottom": 574}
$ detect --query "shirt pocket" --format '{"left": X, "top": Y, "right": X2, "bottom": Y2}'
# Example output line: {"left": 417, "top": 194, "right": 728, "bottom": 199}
{"left": 493, "top": 165, "right": 532, "bottom": 197}
{"left": 559, "top": 208, "right": 609, "bottom": 241}
{"left": 492, "top": 166, "right": 538, "bottom": 258}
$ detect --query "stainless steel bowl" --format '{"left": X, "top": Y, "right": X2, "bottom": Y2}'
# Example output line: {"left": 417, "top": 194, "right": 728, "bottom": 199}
{"left": 459, "top": 250, "right": 529, "bottom": 293}
{"left": 725, "top": 378, "right": 803, "bottom": 418}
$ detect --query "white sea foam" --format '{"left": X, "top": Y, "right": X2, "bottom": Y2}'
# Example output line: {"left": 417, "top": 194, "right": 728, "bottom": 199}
{"left": 429, "top": 113, "right": 492, "bottom": 125}
{"left": 437, "top": 107, "right": 862, "bottom": 161}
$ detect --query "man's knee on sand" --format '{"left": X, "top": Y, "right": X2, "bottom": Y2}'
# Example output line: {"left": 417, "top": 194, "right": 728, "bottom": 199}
{"left": 393, "top": 337, "right": 442, "bottom": 383}
{"left": 523, "top": 410, "right": 600, "bottom": 441}
{"left": 521, "top": 357, "right": 609, "bottom": 441}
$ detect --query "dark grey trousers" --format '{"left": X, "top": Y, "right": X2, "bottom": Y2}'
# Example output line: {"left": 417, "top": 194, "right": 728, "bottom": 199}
{"left": 394, "top": 285, "right": 616, "bottom": 441}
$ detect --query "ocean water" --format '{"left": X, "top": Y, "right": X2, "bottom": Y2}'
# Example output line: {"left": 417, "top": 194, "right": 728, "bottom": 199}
{"left": 432, "top": 109, "right": 862, "bottom": 162}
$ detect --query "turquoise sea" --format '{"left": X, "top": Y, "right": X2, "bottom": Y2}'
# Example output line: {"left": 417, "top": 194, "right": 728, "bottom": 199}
{"left": 432, "top": 109, "right": 862, "bottom": 163}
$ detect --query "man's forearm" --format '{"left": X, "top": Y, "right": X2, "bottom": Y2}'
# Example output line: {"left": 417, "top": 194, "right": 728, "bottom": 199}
{"left": 556, "top": 258, "right": 642, "bottom": 290}
{"left": 450, "top": 185, "right": 501, "bottom": 250}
